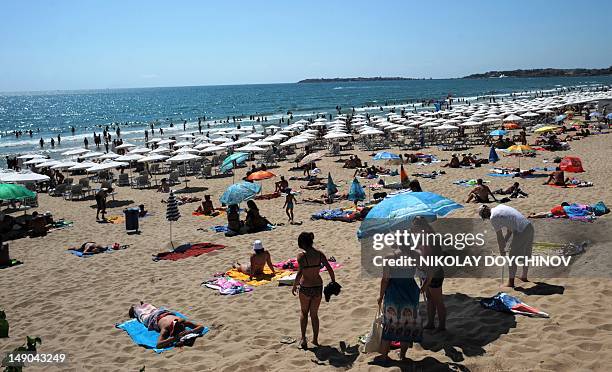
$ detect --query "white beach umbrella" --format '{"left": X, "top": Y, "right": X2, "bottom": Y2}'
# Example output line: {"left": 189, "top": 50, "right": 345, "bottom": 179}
{"left": 128, "top": 147, "right": 151, "bottom": 154}
{"left": 151, "top": 147, "right": 171, "bottom": 154}
{"left": 137, "top": 154, "right": 169, "bottom": 163}
{"left": 157, "top": 139, "right": 176, "bottom": 146}
{"left": 503, "top": 114, "right": 524, "bottom": 122}
{"left": 79, "top": 151, "right": 104, "bottom": 160}
{"left": 86, "top": 161, "right": 128, "bottom": 173}
{"left": 99, "top": 152, "right": 120, "bottom": 160}
{"left": 115, "top": 143, "right": 136, "bottom": 150}
{"left": 61, "top": 148, "right": 89, "bottom": 156}
{"left": 17, "top": 154, "right": 45, "bottom": 160}
{"left": 51, "top": 161, "right": 78, "bottom": 170}
{"left": 166, "top": 153, "right": 201, "bottom": 163}
{"left": 200, "top": 146, "right": 226, "bottom": 154}
{"left": 235, "top": 144, "right": 266, "bottom": 152}
{"left": 24, "top": 158, "right": 49, "bottom": 165}
{"left": 434, "top": 124, "right": 459, "bottom": 130}
{"left": 0, "top": 171, "right": 50, "bottom": 183}
{"left": 68, "top": 161, "right": 97, "bottom": 171}
{"left": 324, "top": 132, "right": 352, "bottom": 140}
{"left": 115, "top": 154, "right": 145, "bottom": 162}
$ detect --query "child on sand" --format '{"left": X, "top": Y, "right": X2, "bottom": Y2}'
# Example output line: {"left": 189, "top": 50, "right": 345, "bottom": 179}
{"left": 284, "top": 188, "right": 297, "bottom": 223}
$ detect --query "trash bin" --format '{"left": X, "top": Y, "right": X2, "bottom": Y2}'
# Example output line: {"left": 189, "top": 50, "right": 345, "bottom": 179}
{"left": 124, "top": 208, "right": 140, "bottom": 232}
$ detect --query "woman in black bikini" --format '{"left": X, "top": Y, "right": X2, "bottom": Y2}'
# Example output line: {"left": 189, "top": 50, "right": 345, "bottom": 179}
{"left": 291, "top": 232, "right": 336, "bottom": 349}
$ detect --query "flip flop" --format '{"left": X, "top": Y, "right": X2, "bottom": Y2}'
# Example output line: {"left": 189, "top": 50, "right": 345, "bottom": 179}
{"left": 280, "top": 336, "right": 296, "bottom": 345}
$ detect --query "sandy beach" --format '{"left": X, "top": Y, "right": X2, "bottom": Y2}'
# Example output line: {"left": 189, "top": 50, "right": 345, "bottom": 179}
{"left": 2, "top": 120, "right": 612, "bottom": 371}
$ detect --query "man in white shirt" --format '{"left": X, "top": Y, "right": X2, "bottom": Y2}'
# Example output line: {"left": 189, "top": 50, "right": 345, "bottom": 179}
{"left": 479, "top": 204, "right": 534, "bottom": 287}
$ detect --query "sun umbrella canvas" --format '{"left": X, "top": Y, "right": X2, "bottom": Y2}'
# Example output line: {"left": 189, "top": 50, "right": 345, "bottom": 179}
{"left": 0, "top": 183, "right": 36, "bottom": 202}
{"left": 220, "top": 182, "right": 261, "bottom": 205}
{"left": 348, "top": 178, "right": 366, "bottom": 206}
{"left": 326, "top": 173, "right": 338, "bottom": 200}
{"left": 166, "top": 191, "right": 180, "bottom": 248}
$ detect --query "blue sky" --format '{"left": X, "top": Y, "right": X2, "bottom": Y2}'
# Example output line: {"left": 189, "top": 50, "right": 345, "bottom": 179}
{"left": 1, "top": 0, "right": 611, "bottom": 91}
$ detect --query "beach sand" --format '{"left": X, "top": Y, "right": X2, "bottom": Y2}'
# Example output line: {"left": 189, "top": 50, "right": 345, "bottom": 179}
{"left": 2, "top": 130, "right": 612, "bottom": 371}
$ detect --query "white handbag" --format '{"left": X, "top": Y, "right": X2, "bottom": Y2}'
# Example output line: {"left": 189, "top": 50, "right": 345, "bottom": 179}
{"left": 363, "top": 306, "right": 383, "bottom": 353}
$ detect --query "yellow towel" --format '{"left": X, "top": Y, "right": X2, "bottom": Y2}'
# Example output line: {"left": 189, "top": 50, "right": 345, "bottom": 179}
{"left": 107, "top": 215, "right": 125, "bottom": 224}
{"left": 226, "top": 267, "right": 291, "bottom": 286}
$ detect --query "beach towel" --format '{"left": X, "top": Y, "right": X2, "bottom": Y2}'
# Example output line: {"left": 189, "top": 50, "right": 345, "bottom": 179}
{"left": 273, "top": 258, "right": 342, "bottom": 272}
{"left": 106, "top": 215, "right": 125, "bottom": 224}
{"left": 115, "top": 312, "right": 209, "bottom": 353}
{"left": 480, "top": 292, "right": 549, "bottom": 318}
{"left": 211, "top": 224, "right": 275, "bottom": 233}
{"left": 152, "top": 243, "right": 225, "bottom": 261}
{"left": 454, "top": 179, "right": 488, "bottom": 187}
{"left": 311, "top": 207, "right": 361, "bottom": 222}
{"left": 192, "top": 210, "right": 226, "bottom": 220}
{"left": 255, "top": 192, "right": 281, "bottom": 200}
{"left": 48, "top": 219, "right": 73, "bottom": 231}
{"left": 202, "top": 276, "right": 253, "bottom": 295}
{"left": 67, "top": 244, "right": 129, "bottom": 257}
{"left": 226, "top": 267, "right": 292, "bottom": 286}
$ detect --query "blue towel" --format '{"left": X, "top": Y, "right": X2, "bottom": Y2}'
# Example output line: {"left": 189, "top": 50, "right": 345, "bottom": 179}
{"left": 212, "top": 225, "right": 231, "bottom": 233}
{"left": 115, "top": 312, "right": 209, "bottom": 353}
{"left": 67, "top": 248, "right": 112, "bottom": 257}
{"left": 487, "top": 173, "right": 515, "bottom": 177}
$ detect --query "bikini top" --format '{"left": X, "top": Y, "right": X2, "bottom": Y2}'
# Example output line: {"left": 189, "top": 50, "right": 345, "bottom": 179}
{"left": 301, "top": 251, "right": 322, "bottom": 269}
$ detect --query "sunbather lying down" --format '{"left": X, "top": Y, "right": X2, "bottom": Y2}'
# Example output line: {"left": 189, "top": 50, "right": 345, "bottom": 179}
{"left": 129, "top": 302, "right": 205, "bottom": 349}
{"left": 72, "top": 242, "right": 129, "bottom": 254}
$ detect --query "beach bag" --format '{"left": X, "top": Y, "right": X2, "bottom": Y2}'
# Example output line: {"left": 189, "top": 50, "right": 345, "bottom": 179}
{"left": 592, "top": 201, "right": 609, "bottom": 216}
{"left": 363, "top": 307, "right": 383, "bottom": 353}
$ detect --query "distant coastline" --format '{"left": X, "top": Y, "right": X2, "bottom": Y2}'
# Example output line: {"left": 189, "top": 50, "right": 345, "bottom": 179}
{"left": 297, "top": 76, "right": 422, "bottom": 83}
{"left": 463, "top": 66, "right": 612, "bottom": 79}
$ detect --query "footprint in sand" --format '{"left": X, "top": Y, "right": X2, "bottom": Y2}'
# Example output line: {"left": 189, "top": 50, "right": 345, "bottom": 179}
{"left": 567, "top": 328, "right": 597, "bottom": 337}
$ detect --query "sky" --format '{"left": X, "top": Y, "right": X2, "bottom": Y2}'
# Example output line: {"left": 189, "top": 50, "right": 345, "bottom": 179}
{"left": 1, "top": 0, "right": 611, "bottom": 92}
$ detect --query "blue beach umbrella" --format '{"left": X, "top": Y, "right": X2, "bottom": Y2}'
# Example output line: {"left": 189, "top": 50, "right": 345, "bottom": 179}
{"left": 489, "top": 129, "right": 507, "bottom": 136}
{"left": 488, "top": 146, "right": 499, "bottom": 163}
{"left": 220, "top": 152, "right": 249, "bottom": 173}
{"left": 554, "top": 114, "right": 566, "bottom": 123}
{"left": 606, "top": 113, "right": 612, "bottom": 120}
{"left": 220, "top": 181, "right": 261, "bottom": 205}
{"left": 373, "top": 151, "right": 401, "bottom": 161}
{"left": 348, "top": 178, "right": 366, "bottom": 202}
{"left": 326, "top": 172, "right": 338, "bottom": 196}
{"left": 357, "top": 191, "right": 462, "bottom": 238}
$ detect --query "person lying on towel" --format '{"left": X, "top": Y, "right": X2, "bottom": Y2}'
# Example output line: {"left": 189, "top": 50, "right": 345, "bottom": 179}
{"left": 129, "top": 302, "right": 205, "bottom": 349}
{"left": 233, "top": 240, "right": 276, "bottom": 280}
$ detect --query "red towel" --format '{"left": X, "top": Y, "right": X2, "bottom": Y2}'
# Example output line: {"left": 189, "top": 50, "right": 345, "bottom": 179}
{"left": 153, "top": 243, "right": 225, "bottom": 261}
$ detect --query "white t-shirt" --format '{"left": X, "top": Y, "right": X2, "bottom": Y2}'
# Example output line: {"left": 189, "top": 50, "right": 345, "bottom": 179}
{"left": 490, "top": 205, "right": 530, "bottom": 233}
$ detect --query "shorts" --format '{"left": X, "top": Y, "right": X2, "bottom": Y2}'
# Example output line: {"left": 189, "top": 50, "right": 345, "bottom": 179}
{"left": 299, "top": 285, "right": 322, "bottom": 298}
{"left": 510, "top": 223, "right": 534, "bottom": 257}
{"left": 429, "top": 277, "right": 444, "bottom": 289}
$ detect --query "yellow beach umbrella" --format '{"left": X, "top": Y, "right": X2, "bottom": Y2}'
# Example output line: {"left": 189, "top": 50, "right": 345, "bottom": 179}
{"left": 534, "top": 126, "right": 559, "bottom": 134}
{"left": 506, "top": 144, "right": 534, "bottom": 168}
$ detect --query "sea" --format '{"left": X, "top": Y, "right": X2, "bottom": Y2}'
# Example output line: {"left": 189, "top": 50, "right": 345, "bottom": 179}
{"left": 1, "top": 76, "right": 611, "bottom": 158}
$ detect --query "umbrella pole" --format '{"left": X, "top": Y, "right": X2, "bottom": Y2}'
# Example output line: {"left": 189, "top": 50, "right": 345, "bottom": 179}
{"left": 169, "top": 221, "right": 173, "bottom": 249}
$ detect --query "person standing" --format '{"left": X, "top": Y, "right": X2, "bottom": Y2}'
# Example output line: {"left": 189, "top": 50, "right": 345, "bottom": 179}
{"left": 95, "top": 188, "right": 108, "bottom": 221}
{"left": 84, "top": 137, "right": 89, "bottom": 149}
{"left": 39, "top": 138, "right": 44, "bottom": 148}
{"left": 57, "top": 134, "right": 61, "bottom": 145}
{"left": 479, "top": 205, "right": 534, "bottom": 287}
{"left": 292, "top": 232, "right": 336, "bottom": 349}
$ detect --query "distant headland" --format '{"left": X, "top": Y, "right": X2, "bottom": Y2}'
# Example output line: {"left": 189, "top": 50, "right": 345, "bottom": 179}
{"left": 463, "top": 66, "right": 612, "bottom": 79}
{"left": 297, "top": 76, "right": 422, "bottom": 83}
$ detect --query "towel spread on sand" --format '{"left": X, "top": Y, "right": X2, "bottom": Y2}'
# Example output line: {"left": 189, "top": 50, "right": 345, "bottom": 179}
{"left": 67, "top": 244, "right": 128, "bottom": 257}
{"left": 255, "top": 192, "right": 281, "bottom": 200}
{"left": 211, "top": 224, "right": 275, "bottom": 233}
{"left": 453, "top": 179, "right": 489, "bottom": 187}
{"left": 273, "top": 258, "right": 342, "bottom": 272}
{"left": 202, "top": 276, "right": 253, "bottom": 295}
{"left": 152, "top": 243, "right": 225, "bottom": 261}
{"left": 106, "top": 215, "right": 125, "bottom": 224}
{"left": 226, "top": 267, "right": 292, "bottom": 286}
{"left": 192, "top": 210, "right": 226, "bottom": 219}
{"left": 311, "top": 207, "right": 362, "bottom": 222}
{"left": 115, "top": 311, "right": 209, "bottom": 353}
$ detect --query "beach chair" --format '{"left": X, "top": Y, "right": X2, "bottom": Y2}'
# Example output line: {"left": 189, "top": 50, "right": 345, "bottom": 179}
{"left": 49, "top": 183, "right": 68, "bottom": 197}
{"left": 191, "top": 162, "right": 202, "bottom": 175}
{"left": 66, "top": 185, "right": 85, "bottom": 200}
{"left": 78, "top": 178, "right": 92, "bottom": 195}
{"left": 199, "top": 164, "right": 212, "bottom": 179}
{"left": 168, "top": 171, "right": 180, "bottom": 185}
{"left": 117, "top": 173, "right": 130, "bottom": 187}
{"left": 63, "top": 177, "right": 74, "bottom": 185}
{"left": 133, "top": 175, "right": 151, "bottom": 189}
{"left": 149, "top": 163, "right": 160, "bottom": 175}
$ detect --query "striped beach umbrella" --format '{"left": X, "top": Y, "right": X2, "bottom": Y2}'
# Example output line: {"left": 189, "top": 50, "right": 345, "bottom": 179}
{"left": 166, "top": 191, "right": 180, "bottom": 247}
